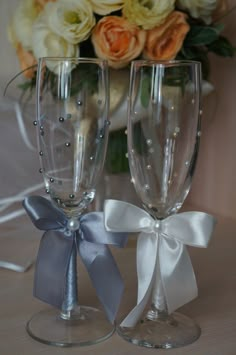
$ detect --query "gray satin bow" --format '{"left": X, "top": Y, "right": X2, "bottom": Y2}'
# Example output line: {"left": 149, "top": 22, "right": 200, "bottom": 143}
{"left": 104, "top": 199, "right": 216, "bottom": 327}
{"left": 23, "top": 196, "right": 127, "bottom": 323}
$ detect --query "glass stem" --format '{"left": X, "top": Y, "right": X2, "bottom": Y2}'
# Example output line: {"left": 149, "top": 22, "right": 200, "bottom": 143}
{"left": 146, "top": 255, "right": 168, "bottom": 321}
{"left": 60, "top": 241, "right": 78, "bottom": 320}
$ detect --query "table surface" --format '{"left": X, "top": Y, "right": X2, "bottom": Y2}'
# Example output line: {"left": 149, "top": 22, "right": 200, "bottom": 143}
{"left": 0, "top": 210, "right": 236, "bottom": 355}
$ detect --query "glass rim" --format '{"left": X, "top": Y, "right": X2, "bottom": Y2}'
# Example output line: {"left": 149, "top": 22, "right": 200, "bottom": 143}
{"left": 38, "top": 57, "right": 108, "bottom": 65}
{"left": 131, "top": 59, "right": 201, "bottom": 68}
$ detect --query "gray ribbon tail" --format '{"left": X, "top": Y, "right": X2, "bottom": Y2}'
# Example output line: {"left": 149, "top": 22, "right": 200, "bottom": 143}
{"left": 78, "top": 239, "right": 124, "bottom": 324}
{"left": 34, "top": 230, "right": 74, "bottom": 308}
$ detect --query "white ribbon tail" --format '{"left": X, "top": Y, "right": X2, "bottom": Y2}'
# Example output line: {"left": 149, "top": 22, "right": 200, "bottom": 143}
{"left": 120, "top": 232, "right": 158, "bottom": 327}
{"left": 159, "top": 237, "right": 198, "bottom": 314}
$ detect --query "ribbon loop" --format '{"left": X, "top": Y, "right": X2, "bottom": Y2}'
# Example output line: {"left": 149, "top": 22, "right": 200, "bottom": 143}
{"left": 161, "top": 212, "right": 214, "bottom": 247}
{"left": 104, "top": 199, "right": 216, "bottom": 327}
{"left": 23, "top": 196, "right": 127, "bottom": 324}
{"left": 105, "top": 199, "right": 152, "bottom": 233}
{"left": 23, "top": 196, "right": 66, "bottom": 230}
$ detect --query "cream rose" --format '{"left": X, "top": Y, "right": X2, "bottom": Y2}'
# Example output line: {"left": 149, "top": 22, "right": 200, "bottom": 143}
{"left": 43, "top": 0, "right": 96, "bottom": 44}
{"left": 10, "top": 0, "right": 39, "bottom": 50}
{"left": 122, "top": 0, "right": 175, "bottom": 30}
{"left": 176, "top": 0, "right": 219, "bottom": 24}
{"left": 91, "top": 16, "right": 146, "bottom": 69}
{"left": 8, "top": 21, "right": 18, "bottom": 48}
{"left": 32, "top": 16, "right": 79, "bottom": 70}
{"left": 144, "top": 11, "right": 190, "bottom": 60}
{"left": 90, "top": 0, "right": 124, "bottom": 15}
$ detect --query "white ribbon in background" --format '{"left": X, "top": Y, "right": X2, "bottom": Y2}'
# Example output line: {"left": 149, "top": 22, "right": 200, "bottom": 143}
{"left": 0, "top": 98, "right": 40, "bottom": 272}
{"left": 104, "top": 200, "right": 216, "bottom": 327}
{"left": 0, "top": 260, "right": 34, "bottom": 273}
{"left": 0, "top": 98, "right": 41, "bottom": 225}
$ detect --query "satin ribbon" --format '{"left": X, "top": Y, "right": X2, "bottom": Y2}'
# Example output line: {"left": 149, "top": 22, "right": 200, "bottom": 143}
{"left": 0, "top": 260, "right": 34, "bottom": 272}
{"left": 104, "top": 199, "right": 216, "bottom": 327}
{"left": 23, "top": 195, "right": 127, "bottom": 323}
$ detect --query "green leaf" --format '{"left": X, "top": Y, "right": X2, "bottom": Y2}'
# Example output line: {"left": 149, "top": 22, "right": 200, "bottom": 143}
{"left": 180, "top": 46, "right": 199, "bottom": 59}
{"left": 178, "top": 47, "right": 210, "bottom": 80}
{"left": 133, "top": 121, "right": 149, "bottom": 157}
{"left": 140, "top": 75, "right": 150, "bottom": 108}
{"left": 105, "top": 128, "right": 130, "bottom": 174}
{"left": 213, "top": 23, "right": 225, "bottom": 33}
{"left": 207, "top": 36, "right": 236, "bottom": 57}
{"left": 18, "top": 81, "right": 34, "bottom": 91}
{"left": 185, "top": 25, "right": 222, "bottom": 46}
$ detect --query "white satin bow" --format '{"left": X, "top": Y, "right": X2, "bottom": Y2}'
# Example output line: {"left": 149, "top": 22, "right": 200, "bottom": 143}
{"left": 104, "top": 200, "right": 216, "bottom": 327}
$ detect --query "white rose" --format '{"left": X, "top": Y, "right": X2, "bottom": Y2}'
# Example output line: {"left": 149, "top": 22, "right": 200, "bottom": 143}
{"left": 10, "top": 0, "right": 39, "bottom": 50}
{"left": 90, "top": 0, "right": 124, "bottom": 15}
{"left": 8, "top": 21, "right": 18, "bottom": 48}
{"left": 122, "top": 0, "right": 175, "bottom": 30}
{"left": 32, "top": 15, "right": 79, "bottom": 72}
{"left": 176, "top": 0, "right": 219, "bottom": 24}
{"left": 43, "top": 0, "right": 96, "bottom": 44}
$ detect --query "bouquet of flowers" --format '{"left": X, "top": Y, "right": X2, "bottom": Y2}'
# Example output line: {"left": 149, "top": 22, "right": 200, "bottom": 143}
{"left": 8, "top": 0, "right": 235, "bottom": 173}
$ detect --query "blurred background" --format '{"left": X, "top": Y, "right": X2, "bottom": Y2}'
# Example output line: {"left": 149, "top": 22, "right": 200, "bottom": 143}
{"left": 0, "top": 0, "right": 236, "bottom": 221}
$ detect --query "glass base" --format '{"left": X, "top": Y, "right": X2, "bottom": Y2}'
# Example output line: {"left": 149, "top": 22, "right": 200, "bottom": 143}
{"left": 26, "top": 306, "right": 114, "bottom": 347}
{"left": 117, "top": 312, "right": 201, "bottom": 349}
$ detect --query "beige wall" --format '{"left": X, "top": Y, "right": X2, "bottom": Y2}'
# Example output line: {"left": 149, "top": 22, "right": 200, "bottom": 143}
{"left": 187, "top": 0, "right": 236, "bottom": 219}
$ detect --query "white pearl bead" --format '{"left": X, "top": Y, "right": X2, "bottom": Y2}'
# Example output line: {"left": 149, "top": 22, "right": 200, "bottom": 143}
{"left": 67, "top": 218, "right": 80, "bottom": 231}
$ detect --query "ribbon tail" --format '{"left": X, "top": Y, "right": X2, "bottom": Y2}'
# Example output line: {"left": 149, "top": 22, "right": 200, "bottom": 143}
{"left": 120, "top": 233, "right": 158, "bottom": 327}
{"left": 78, "top": 240, "right": 124, "bottom": 324}
{"left": 159, "top": 237, "right": 198, "bottom": 314}
{"left": 34, "top": 230, "right": 74, "bottom": 309}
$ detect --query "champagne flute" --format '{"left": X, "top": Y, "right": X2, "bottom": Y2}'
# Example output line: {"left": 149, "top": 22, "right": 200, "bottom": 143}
{"left": 27, "top": 57, "right": 112, "bottom": 346}
{"left": 117, "top": 60, "right": 202, "bottom": 348}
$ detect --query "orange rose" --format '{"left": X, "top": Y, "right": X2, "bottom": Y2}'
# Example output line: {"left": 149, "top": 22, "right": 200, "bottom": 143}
{"left": 16, "top": 43, "right": 37, "bottom": 79}
{"left": 143, "top": 11, "right": 190, "bottom": 61}
{"left": 91, "top": 16, "right": 146, "bottom": 69}
{"left": 34, "top": 0, "right": 56, "bottom": 12}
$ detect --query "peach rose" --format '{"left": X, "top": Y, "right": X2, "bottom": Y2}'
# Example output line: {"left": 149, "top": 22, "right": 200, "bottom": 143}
{"left": 34, "top": 0, "right": 56, "bottom": 12}
{"left": 16, "top": 43, "right": 37, "bottom": 79}
{"left": 143, "top": 11, "right": 190, "bottom": 61}
{"left": 91, "top": 16, "right": 146, "bottom": 69}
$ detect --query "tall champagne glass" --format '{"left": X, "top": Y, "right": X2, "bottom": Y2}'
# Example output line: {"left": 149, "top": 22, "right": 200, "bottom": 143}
{"left": 117, "top": 60, "right": 202, "bottom": 348}
{"left": 27, "top": 57, "right": 112, "bottom": 346}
